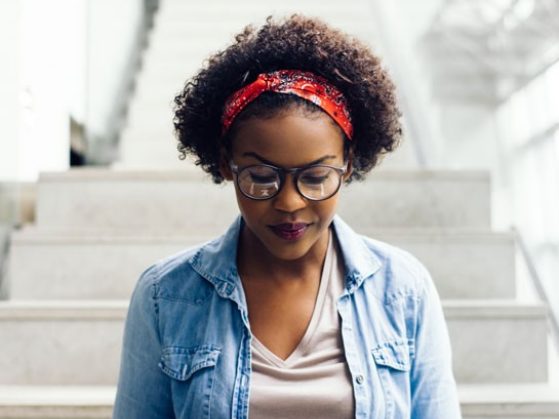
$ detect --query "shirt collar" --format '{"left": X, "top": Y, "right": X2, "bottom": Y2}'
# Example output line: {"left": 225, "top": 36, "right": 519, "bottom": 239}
{"left": 189, "top": 214, "right": 383, "bottom": 303}
{"left": 330, "top": 214, "right": 383, "bottom": 292}
{"left": 189, "top": 216, "right": 245, "bottom": 306}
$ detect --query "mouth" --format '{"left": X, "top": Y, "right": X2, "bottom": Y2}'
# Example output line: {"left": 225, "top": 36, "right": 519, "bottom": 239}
{"left": 269, "top": 223, "right": 310, "bottom": 240}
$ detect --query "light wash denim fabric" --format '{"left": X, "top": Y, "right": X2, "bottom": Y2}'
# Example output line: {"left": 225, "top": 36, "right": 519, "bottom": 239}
{"left": 113, "top": 215, "right": 462, "bottom": 419}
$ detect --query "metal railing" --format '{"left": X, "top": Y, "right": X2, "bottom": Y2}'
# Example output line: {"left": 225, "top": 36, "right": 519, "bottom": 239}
{"left": 374, "top": 0, "right": 559, "bottom": 346}
{"left": 0, "top": 225, "right": 10, "bottom": 300}
{"left": 86, "top": 0, "right": 160, "bottom": 165}
{"left": 0, "top": 183, "right": 18, "bottom": 300}
{"left": 514, "top": 227, "right": 559, "bottom": 347}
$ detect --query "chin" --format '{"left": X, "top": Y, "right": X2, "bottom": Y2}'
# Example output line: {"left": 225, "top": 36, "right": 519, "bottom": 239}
{"left": 260, "top": 233, "right": 319, "bottom": 261}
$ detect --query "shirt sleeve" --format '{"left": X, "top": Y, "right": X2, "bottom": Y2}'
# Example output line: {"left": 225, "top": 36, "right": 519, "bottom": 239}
{"left": 113, "top": 266, "right": 175, "bottom": 419}
{"left": 410, "top": 265, "right": 462, "bottom": 419}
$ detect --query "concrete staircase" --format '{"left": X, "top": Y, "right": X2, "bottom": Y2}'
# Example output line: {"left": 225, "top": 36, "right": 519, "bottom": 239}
{"left": 116, "top": 0, "right": 394, "bottom": 169}
{"left": 1, "top": 0, "right": 558, "bottom": 417}
{"left": 1, "top": 168, "right": 559, "bottom": 418}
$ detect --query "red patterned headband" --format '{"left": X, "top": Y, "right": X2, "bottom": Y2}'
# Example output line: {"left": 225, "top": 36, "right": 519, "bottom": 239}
{"left": 221, "top": 70, "right": 353, "bottom": 139}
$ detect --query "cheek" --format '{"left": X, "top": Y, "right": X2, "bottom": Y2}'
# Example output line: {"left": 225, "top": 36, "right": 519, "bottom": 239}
{"left": 234, "top": 191, "right": 267, "bottom": 220}
{"left": 317, "top": 194, "right": 340, "bottom": 215}
{"left": 306, "top": 198, "right": 340, "bottom": 230}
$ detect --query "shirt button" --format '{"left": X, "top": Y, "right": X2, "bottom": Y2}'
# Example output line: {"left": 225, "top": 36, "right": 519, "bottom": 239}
{"left": 356, "top": 374, "right": 364, "bottom": 384}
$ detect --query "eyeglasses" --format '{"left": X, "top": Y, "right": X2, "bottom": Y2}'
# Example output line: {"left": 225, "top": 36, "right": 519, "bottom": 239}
{"left": 229, "top": 161, "right": 348, "bottom": 201}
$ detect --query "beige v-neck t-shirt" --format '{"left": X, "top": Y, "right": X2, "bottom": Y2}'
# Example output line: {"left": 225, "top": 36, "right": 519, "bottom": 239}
{"left": 249, "top": 231, "right": 355, "bottom": 418}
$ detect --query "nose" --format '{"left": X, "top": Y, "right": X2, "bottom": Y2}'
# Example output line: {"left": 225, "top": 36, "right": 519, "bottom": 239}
{"left": 272, "top": 174, "right": 307, "bottom": 213}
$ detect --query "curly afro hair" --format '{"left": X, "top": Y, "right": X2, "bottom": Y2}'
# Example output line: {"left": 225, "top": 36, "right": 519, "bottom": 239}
{"left": 173, "top": 14, "right": 402, "bottom": 183}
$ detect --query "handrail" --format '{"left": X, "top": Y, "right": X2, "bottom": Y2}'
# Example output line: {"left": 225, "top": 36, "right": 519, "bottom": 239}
{"left": 0, "top": 224, "right": 11, "bottom": 300}
{"left": 513, "top": 226, "right": 559, "bottom": 348}
{"left": 88, "top": 0, "right": 161, "bottom": 164}
{"left": 109, "top": 0, "right": 160, "bottom": 161}
{"left": 379, "top": 0, "right": 559, "bottom": 351}
{"left": 0, "top": 182, "right": 23, "bottom": 299}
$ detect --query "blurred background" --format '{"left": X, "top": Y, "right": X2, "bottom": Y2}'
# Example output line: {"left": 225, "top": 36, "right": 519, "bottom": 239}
{"left": 0, "top": 0, "right": 558, "bottom": 416}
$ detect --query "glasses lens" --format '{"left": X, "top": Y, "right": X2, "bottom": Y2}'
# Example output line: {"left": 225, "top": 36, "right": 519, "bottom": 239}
{"left": 298, "top": 166, "right": 341, "bottom": 200}
{"left": 238, "top": 165, "right": 280, "bottom": 198}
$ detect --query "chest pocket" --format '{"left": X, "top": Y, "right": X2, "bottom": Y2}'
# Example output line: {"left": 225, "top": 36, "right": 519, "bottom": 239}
{"left": 371, "top": 340, "right": 412, "bottom": 419}
{"left": 158, "top": 345, "right": 221, "bottom": 418}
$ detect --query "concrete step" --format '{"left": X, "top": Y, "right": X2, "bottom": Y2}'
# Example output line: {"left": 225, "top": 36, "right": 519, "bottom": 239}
{"left": 0, "top": 301, "right": 124, "bottom": 386}
{"left": 1, "top": 384, "right": 558, "bottom": 418}
{"left": 35, "top": 169, "right": 491, "bottom": 231}
{"left": 153, "top": 8, "right": 376, "bottom": 26}
{"left": 142, "top": 39, "right": 233, "bottom": 61}
{"left": 445, "top": 300, "right": 548, "bottom": 384}
{"left": 148, "top": 21, "right": 376, "bottom": 44}
{"left": 120, "top": 114, "right": 175, "bottom": 135}
{"left": 123, "top": 100, "right": 185, "bottom": 130}
{"left": 159, "top": 0, "right": 371, "bottom": 7}
{"left": 119, "top": 2, "right": 383, "bottom": 171}
{"left": 155, "top": 5, "right": 374, "bottom": 23}
{"left": 137, "top": 48, "right": 213, "bottom": 76}
{"left": 132, "top": 27, "right": 376, "bottom": 92}
{"left": 146, "top": 25, "right": 376, "bottom": 52}
{"left": 0, "top": 386, "right": 114, "bottom": 419}
{"left": 119, "top": 122, "right": 175, "bottom": 147}
{"left": 121, "top": 100, "right": 176, "bottom": 133}
{"left": 458, "top": 383, "right": 559, "bottom": 418}
{"left": 134, "top": 60, "right": 204, "bottom": 87}
{"left": 131, "top": 22, "right": 377, "bottom": 91}
{"left": 0, "top": 300, "right": 548, "bottom": 385}
{"left": 8, "top": 228, "right": 515, "bottom": 300}
{"left": 120, "top": 0, "right": 382, "bottom": 170}
{"left": 117, "top": 141, "right": 186, "bottom": 170}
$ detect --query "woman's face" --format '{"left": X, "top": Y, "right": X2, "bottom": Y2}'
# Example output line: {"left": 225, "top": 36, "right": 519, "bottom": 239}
{"left": 222, "top": 107, "right": 350, "bottom": 262}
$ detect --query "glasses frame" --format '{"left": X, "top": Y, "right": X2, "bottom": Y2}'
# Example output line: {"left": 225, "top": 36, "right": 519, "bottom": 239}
{"left": 229, "top": 161, "right": 348, "bottom": 201}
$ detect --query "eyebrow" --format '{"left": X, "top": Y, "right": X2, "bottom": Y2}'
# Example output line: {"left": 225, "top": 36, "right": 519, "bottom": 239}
{"left": 241, "top": 152, "right": 337, "bottom": 167}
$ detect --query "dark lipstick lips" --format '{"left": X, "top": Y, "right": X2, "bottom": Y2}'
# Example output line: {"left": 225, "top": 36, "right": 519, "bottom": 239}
{"left": 269, "top": 223, "right": 309, "bottom": 240}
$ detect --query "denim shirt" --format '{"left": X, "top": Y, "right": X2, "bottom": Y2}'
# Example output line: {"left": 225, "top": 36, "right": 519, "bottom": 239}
{"left": 113, "top": 215, "right": 462, "bottom": 419}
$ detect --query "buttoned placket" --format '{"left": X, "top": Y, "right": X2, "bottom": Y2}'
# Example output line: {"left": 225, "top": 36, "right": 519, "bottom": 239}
{"left": 337, "top": 273, "right": 385, "bottom": 419}
{"left": 221, "top": 281, "right": 252, "bottom": 419}
{"left": 235, "top": 306, "right": 252, "bottom": 419}
{"left": 338, "top": 288, "right": 369, "bottom": 418}
{"left": 209, "top": 276, "right": 253, "bottom": 419}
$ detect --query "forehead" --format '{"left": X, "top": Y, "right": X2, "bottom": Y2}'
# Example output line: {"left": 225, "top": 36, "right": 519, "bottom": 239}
{"left": 230, "top": 109, "right": 345, "bottom": 165}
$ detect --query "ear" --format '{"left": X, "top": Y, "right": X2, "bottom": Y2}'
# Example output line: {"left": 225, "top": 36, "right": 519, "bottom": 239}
{"left": 343, "top": 147, "right": 354, "bottom": 181}
{"left": 218, "top": 147, "right": 234, "bottom": 181}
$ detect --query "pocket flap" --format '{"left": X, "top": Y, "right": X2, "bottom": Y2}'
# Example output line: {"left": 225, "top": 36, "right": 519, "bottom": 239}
{"left": 159, "top": 345, "right": 221, "bottom": 381}
{"left": 371, "top": 340, "right": 411, "bottom": 371}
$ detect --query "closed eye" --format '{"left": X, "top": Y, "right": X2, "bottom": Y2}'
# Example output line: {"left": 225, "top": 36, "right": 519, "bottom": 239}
{"left": 300, "top": 174, "right": 329, "bottom": 184}
{"left": 249, "top": 173, "right": 277, "bottom": 183}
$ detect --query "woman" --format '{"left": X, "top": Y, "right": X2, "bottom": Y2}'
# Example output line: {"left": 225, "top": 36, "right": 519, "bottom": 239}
{"left": 113, "top": 15, "right": 461, "bottom": 419}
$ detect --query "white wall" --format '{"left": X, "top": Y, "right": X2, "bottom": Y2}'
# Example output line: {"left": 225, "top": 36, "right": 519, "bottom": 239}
{"left": 0, "top": 0, "right": 21, "bottom": 181}
{"left": 0, "top": 0, "right": 144, "bottom": 182}
{"left": 0, "top": 0, "right": 86, "bottom": 182}
{"left": 385, "top": 0, "right": 516, "bottom": 230}
{"left": 17, "top": 0, "right": 91, "bottom": 181}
